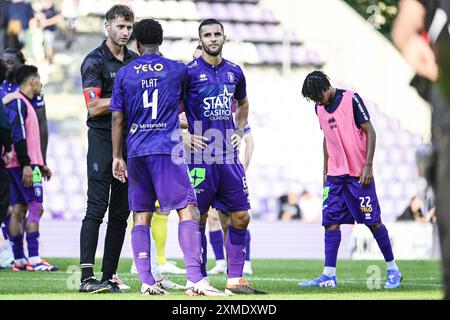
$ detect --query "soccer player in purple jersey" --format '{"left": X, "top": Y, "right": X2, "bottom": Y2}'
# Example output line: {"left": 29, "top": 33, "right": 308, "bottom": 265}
{"left": 182, "top": 19, "right": 265, "bottom": 295}
{"left": 1, "top": 49, "right": 51, "bottom": 267}
{"left": 2, "top": 65, "right": 57, "bottom": 272}
{"left": 110, "top": 19, "right": 226, "bottom": 296}
{"left": 300, "top": 71, "right": 402, "bottom": 289}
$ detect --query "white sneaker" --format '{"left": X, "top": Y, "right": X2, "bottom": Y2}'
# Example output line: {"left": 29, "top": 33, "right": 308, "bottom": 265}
{"left": 0, "top": 244, "right": 14, "bottom": 268}
{"left": 159, "top": 262, "right": 186, "bottom": 274}
{"left": 130, "top": 261, "right": 138, "bottom": 274}
{"left": 208, "top": 260, "right": 227, "bottom": 275}
{"left": 185, "top": 278, "right": 229, "bottom": 297}
{"left": 141, "top": 283, "right": 169, "bottom": 296}
{"left": 112, "top": 274, "right": 130, "bottom": 290}
{"left": 157, "top": 275, "right": 186, "bottom": 290}
{"left": 243, "top": 261, "right": 253, "bottom": 275}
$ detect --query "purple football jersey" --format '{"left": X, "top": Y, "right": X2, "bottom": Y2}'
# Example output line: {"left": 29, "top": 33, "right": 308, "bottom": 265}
{"left": 110, "top": 54, "right": 187, "bottom": 158}
{"left": 183, "top": 56, "right": 247, "bottom": 162}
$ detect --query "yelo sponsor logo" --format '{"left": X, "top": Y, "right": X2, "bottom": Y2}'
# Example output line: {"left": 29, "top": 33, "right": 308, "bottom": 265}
{"left": 134, "top": 63, "right": 164, "bottom": 74}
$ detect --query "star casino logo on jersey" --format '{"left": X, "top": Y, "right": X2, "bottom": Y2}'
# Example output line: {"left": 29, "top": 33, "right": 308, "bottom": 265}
{"left": 203, "top": 86, "right": 233, "bottom": 120}
{"left": 133, "top": 63, "right": 164, "bottom": 74}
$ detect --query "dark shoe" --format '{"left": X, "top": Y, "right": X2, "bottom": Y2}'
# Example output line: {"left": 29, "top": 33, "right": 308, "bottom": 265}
{"left": 225, "top": 279, "right": 266, "bottom": 295}
{"left": 79, "top": 277, "right": 109, "bottom": 293}
{"left": 104, "top": 279, "right": 123, "bottom": 293}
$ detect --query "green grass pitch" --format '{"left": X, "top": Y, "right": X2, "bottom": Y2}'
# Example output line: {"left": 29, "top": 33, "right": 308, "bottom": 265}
{"left": 0, "top": 258, "right": 443, "bottom": 300}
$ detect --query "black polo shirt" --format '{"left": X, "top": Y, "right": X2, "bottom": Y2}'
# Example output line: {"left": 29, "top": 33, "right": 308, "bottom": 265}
{"left": 81, "top": 40, "right": 138, "bottom": 129}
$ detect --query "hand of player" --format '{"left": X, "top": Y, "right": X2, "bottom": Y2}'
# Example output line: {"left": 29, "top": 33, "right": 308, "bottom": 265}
{"left": 112, "top": 158, "right": 127, "bottom": 183}
{"left": 231, "top": 133, "right": 242, "bottom": 149}
{"left": 40, "top": 165, "right": 52, "bottom": 181}
{"left": 402, "top": 35, "right": 438, "bottom": 81}
{"left": 1, "top": 91, "right": 21, "bottom": 105}
{"left": 182, "top": 131, "right": 208, "bottom": 152}
{"left": 4, "top": 152, "right": 13, "bottom": 165}
{"left": 22, "top": 165, "right": 33, "bottom": 188}
{"left": 359, "top": 164, "right": 373, "bottom": 186}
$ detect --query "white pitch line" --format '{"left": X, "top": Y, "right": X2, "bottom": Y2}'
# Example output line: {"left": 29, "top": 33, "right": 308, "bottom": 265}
{"left": 0, "top": 276, "right": 443, "bottom": 288}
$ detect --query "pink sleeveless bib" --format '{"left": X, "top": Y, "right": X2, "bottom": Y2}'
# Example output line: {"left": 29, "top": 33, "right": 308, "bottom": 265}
{"left": 317, "top": 90, "right": 367, "bottom": 177}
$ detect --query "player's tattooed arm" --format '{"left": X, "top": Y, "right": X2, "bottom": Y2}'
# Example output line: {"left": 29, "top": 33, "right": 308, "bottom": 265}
{"left": 360, "top": 121, "right": 376, "bottom": 185}
{"left": 86, "top": 97, "right": 112, "bottom": 117}
{"left": 323, "top": 137, "right": 328, "bottom": 185}
{"left": 111, "top": 111, "right": 127, "bottom": 183}
{"left": 232, "top": 97, "right": 249, "bottom": 149}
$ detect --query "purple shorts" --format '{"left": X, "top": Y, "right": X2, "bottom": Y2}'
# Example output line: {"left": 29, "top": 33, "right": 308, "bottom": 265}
{"left": 127, "top": 155, "right": 196, "bottom": 212}
{"left": 7, "top": 166, "right": 43, "bottom": 205}
{"left": 322, "top": 175, "right": 381, "bottom": 226}
{"left": 188, "top": 160, "right": 251, "bottom": 214}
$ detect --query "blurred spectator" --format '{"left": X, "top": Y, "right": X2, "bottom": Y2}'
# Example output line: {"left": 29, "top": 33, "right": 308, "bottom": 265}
{"left": 278, "top": 192, "right": 302, "bottom": 221}
{"left": 397, "top": 196, "right": 425, "bottom": 222}
{"left": 7, "top": 0, "right": 36, "bottom": 53}
{"left": 61, "top": 0, "right": 79, "bottom": 49}
{"left": 40, "top": 0, "right": 61, "bottom": 64}
{"left": 397, "top": 196, "right": 437, "bottom": 224}
{"left": 298, "top": 190, "right": 322, "bottom": 222}
{"left": 0, "top": 0, "right": 8, "bottom": 52}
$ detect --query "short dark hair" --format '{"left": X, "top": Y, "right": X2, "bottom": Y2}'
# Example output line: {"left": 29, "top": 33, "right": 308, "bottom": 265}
{"left": 133, "top": 19, "right": 163, "bottom": 46}
{"left": 198, "top": 19, "right": 224, "bottom": 36}
{"left": 0, "top": 60, "right": 6, "bottom": 83}
{"left": 15, "top": 65, "right": 38, "bottom": 85}
{"left": 301, "top": 71, "right": 331, "bottom": 102}
{"left": 3, "top": 48, "right": 26, "bottom": 64}
{"left": 105, "top": 5, "right": 134, "bottom": 22}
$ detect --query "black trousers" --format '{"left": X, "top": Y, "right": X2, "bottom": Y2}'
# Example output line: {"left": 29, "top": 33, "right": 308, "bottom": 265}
{"left": 0, "top": 164, "right": 10, "bottom": 225}
{"left": 430, "top": 86, "right": 450, "bottom": 300}
{"left": 80, "top": 128, "right": 129, "bottom": 276}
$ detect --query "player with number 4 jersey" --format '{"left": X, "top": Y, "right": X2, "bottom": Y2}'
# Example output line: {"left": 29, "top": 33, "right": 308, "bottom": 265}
{"left": 110, "top": 19, "right": 226, "bottom": 297}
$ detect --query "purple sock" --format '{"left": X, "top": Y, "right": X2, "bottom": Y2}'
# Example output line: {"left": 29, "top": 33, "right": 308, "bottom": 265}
{"left": 26, "top": 231, "right": 39, "bottom": 258}
{"left": 178, "top": 220, "right": 203, "bottom": 283}
{"left": 1, "top": 215, "right": 10, "bottom": 240}
{"left": 371, "top": 224, "right": 394, "bottom": 262}
{"left": 209, "top": 229, "right": 225, "bottom": 260}
{"left": 131, "top": 225, "right": 155, "bottom": 285}
{"left": 245, "top": 230, "right": 251, "bottom": 261}
{"left": 10, "top": 234, "right": 25, "bottom": 260}
{"left": 225, "top": 225, "right": 246, "bottom": 278}
{"left": 200, "top": 227, "right": 208, "bottom": 277}
{"left": 324, "top": 229, "right": 341, "bottom": 267}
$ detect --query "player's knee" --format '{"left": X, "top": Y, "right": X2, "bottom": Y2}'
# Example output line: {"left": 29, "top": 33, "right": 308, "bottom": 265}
{"left": 325, "top": 224, "right": 340, "bottom": 231}
{"left": 231, "top": 211, "right": 250, "bottom": 230}
{"left": 178, "top": 204, "right": 200, "bottom": 222}
{"left": 367, "top": 222, "right": 382, "bottom": 232}
{"left": 133, "top": 211, "right": 152, "bottom": 226}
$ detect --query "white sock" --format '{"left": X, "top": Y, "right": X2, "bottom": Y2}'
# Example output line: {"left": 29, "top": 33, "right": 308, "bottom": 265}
{"left": 226, "top": 277, "right": 242, "bottom": 285}
{"left": 216, "top": 259, "right": 226, "bottom": 268}
{"left": 323, "top": 266, "right": 336, "bottom": 277}
{"left": 386, "top": 260, "right": 399, "bottom": 271}
{"left": 150, "top": 228, "right": 163, "bottom": 281}
{"left": 14, "top": 258, "right": 27, "bottom": 265}
{"left": 28, "top": 256, "right": 41, "bottom": 264}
